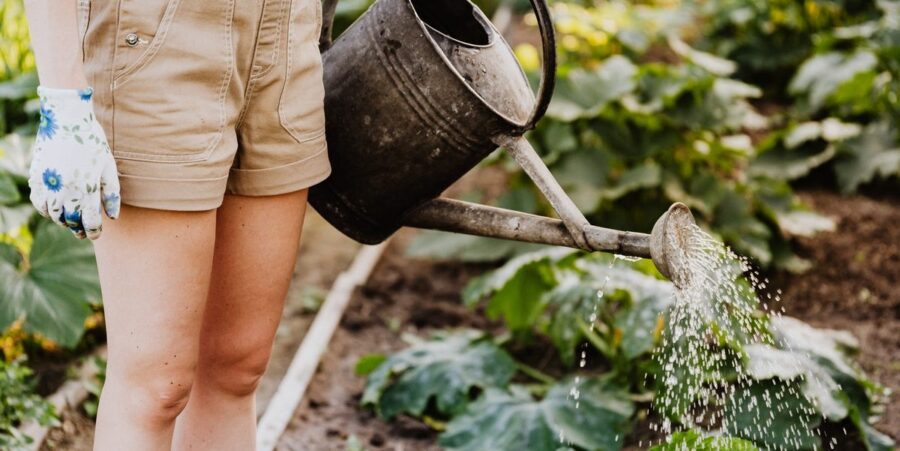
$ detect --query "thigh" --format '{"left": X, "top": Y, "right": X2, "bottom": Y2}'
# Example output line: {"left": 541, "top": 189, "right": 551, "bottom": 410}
{"left": 92, "top": 204, "right": 218, "bottom": 380}
{"left": 198, "top": 190, "right": 309, "bottom": 367}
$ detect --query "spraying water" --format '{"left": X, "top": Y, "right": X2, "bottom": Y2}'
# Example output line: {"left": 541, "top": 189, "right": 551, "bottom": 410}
{"left": 649, "top": 222, "right": 825, "bottom": 449}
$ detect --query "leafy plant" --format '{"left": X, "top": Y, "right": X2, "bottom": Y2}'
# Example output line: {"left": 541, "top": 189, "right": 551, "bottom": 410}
{"left": 650, "top": 429, "right": 759, "bottom": 451}
{"left": 440, "top": 377, "right": 634, "bottom": 451}
{"left": 360, "top": 248, "right": 895, "bottom": 450}
{"left": 697, "top": 0, "right": 883, "bottom": 97}
{"left": 361, "top": 330, "right": 516, "bottom": 419}
{"left": 0, "top": 356, "right": 59, "bottom": 450}
{"left": 703, "top": 0, "right": 900, "bottom": 192}
{"left": 0, "top": 221, "right": 100, "bottom": 347}
{"left": 81, "top": 354, "right": 106, "bottom": 419}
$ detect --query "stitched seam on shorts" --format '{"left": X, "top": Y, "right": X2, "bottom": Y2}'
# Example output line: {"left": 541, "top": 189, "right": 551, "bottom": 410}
{"left": 277, "top": 0, "right": 325, "bottom": 144}
{"left": 78, "top": 0, "right": 91, "bottom": 60}
{"left": 235, "top": 0, "right": 288, "bottom": 130}
{"left": 250, "top": 0, "right": 286, "bottom": 81}
{"left": 112, "top": 0, "right": 235, "bottom": 163}
{"left": 117, "top": 172, "right": 229, "bottom": 182}
{"left": 230, "top": 139, "right": 327, "bottom": 174}
{"left": 112, "top": 0, "right": 181, "bottom": 86}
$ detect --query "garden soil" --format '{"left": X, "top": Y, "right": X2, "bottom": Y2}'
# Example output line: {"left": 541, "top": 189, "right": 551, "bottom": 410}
{"left": 277, "top": 190, "right": 899, "bottom": 450}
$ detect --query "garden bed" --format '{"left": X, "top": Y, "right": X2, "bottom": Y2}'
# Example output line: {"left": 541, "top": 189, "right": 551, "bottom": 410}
{"left": 277, "top": 189, "right": 899, "bottom": 449}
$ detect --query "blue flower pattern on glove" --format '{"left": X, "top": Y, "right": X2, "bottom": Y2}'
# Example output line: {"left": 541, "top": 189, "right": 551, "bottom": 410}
{"left": 42, "top": 168, "right": 63, "bottom": 192}
{"left": 38, "top": 105, "right": 58, "bottom": 140}
{"left": 78, "top": 88, "right": 93, "bottom": 102}
{"left": 28, "top": 86, "right": 121, "bottom": 240}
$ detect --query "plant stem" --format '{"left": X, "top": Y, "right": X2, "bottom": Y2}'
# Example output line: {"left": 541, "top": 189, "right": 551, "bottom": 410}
{"left": 576, "top": 317, "right": 615, "bottom": 359}
{"left": 516, "top": 361, "right": 556, "bottom": 385}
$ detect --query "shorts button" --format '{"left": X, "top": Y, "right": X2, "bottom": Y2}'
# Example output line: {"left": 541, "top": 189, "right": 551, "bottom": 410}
{"left": 124, "top": 33, "right": 140, "bottom": 46}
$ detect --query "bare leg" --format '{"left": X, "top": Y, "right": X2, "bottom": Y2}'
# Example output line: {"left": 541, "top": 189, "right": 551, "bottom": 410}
{"left": 92, "top": 205, "right": 217, "bottom": 451}
{"left": 172, "top": 190, "right": 309, "bottom": 450}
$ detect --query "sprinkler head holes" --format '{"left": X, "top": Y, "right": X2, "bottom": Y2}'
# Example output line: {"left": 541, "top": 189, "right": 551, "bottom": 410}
{"left": 650, "top": 202, "right": 697, "bottom": 288}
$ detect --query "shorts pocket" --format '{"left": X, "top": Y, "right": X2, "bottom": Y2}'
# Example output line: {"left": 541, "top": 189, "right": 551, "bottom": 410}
{"left": 112, "top": 0, "right": 178, "bottom": 81}
{"left": 278, "top": 0, "right": 326, "bottom": 144}
{"left": 111, "top": 0, "right": 234, "bottom": 163}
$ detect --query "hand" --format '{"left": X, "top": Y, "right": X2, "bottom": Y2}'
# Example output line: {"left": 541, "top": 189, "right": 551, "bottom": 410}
{"left": 28, "top": 86, "right": 121, "bottom": 240}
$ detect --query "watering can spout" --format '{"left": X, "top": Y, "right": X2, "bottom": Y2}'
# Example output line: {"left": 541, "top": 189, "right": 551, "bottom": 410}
{"left": 403, "top": 199, "right": 697, "bottom": 288}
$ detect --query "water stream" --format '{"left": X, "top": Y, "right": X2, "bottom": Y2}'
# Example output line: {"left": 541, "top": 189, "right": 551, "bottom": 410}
{"left": 648, "top": 222, "right": 822, "bottom": 449}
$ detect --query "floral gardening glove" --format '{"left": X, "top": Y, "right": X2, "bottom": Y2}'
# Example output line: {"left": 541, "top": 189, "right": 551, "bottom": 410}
{"left": 28, "top": 86, "right": 121, "bottom": 240}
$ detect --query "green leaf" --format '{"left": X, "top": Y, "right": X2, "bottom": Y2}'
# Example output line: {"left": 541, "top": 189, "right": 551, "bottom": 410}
{"left": 354, "top": 354, "right": 387, "bottom": 376}
{"left": 0, "top": 204, "right": 33, "bottom": 234}
{"left": 552, "top": 149, "right": 610, "bottom": 213}
{"left": 361, "top": 331, "right": 516, "bottom": 419}
{"left": 0, "top": 221, "right": 99, "bottom": 347}
{"left": 789, "top": 51, "right": 878, "bottom": 111}
{"left": 834, "top": 121, "right": 900, "bottom": 193}
{"left": 744, "top": 344, "right": 847, "bottom": 420}
{"left": 772, "top": 211, "right": 835, "bottom": 237}
{"left": 725, "top": 379, "right": 821, "bottom": 450}
{"left": 548, "top": 56, "right": 638, "bottom": 121}
{"left": 0, "top": 133, "right": 33, "bottom": 180}
{"left": 750, "top": 143, "right": 836, "bottom": 181}
{"left": 850, "top": 408, "right": 896, "bottom": 451}
{"left": 650, "top": 429, "right": 759, "bottom": 450}
{"left": 462, "top": 247, "right": 575, "bottom": 307}
{"left": 712, "top": 191, "right": 772, "bottom": 264}
{"left": 0, "top": 72, "right": 38, "bottom": 100}
{"left": 769, "top": 316, "right": 876, "bottom": 417}
{"left": 0, "top": 171, "right": 18, "bottom": 204}
{"left": 668, "top": 36, "right": 737, "bottom": 76}
{"left": 439, "top": 377, "right": 634, "bottom": 451}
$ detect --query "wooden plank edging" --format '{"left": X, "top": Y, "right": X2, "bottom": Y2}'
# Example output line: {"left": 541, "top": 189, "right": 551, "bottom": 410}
{"left": 256, "top": 242, "right": 389, "bottom": 451}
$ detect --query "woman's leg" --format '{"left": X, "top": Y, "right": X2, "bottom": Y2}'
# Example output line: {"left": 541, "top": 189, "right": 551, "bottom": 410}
{"left": 92, "top": 205, "right": 218, "bottom": 450}
{"left": 172, "top": 190, "right": 309, "bottom": 450}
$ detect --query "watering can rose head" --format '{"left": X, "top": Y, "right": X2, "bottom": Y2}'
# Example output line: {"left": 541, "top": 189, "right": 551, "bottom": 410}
{"left": 650, "top": 203, "right": 698, "bottom": 288}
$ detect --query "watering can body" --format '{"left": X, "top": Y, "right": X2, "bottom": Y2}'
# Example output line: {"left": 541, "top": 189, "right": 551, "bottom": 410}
{"left": 308, "top": 0, "right": 694, "bottom": 284}
{"left": 310, "top": 0, "right": 551, "bottom": 244}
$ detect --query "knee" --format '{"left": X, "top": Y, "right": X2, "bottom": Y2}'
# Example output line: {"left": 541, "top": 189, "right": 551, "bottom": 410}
{"left": 198, "top": 343, "right": 272, "bottom": 397}
{"left": 107, "top": 363, "right": 196, "bottom": 425}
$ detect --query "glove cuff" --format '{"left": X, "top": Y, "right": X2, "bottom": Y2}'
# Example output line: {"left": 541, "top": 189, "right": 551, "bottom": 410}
{"left": 36, "top": 86, "right": 98, "bottom": 128}
{"left": 37, "top": 86, "right": 96, "bottom": 103}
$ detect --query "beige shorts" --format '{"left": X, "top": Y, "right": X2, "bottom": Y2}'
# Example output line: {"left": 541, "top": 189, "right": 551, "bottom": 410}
{"left": 78, "top": 0, "right": 331, "bottom": 211}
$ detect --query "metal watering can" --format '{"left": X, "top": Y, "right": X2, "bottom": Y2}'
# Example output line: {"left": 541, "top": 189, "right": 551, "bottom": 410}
{"left": 310, "top": 0, "right": 696, "bottom": 286}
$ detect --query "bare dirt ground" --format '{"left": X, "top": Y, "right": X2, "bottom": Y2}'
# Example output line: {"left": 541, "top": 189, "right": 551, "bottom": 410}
{"left": 774, "top": 190, "right": 899, "bottom": 442}
{"left": 278, "top": 190, "right": 899, "bottom": 450}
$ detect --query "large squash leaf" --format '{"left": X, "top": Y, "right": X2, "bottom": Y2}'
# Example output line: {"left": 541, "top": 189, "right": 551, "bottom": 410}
{"left": 0, "top": 204, "right": 32, "bottom": 234}
{"left": 789, "top": 51, "right": 878, "bottom": 112}
{"left": 361, "top": 330, "right": 516, "bottom": 419}
{"left": 650, "top": 429, "right": 758, "bottom": 450}
{"left": 0, "top": 171, "right": 18, "bottom": 205}
{"left": 833, "top": 121, "right": 900, "bottom": 193}
{"left": 462, "top": 248, "right": 576, "bottom": 331}
{"left": 0, "top": 133, "right": 32, "bottom": 180}
{"left": 439, "top": 377, "right": 634, "bottom": 451}
{"left": 724, "top": 379, "right": 822, "bottom": 450}
{"left": 0, "top": 222, "right": 99, "bottom": 347}
{"left": 547, "top": 55, "right": 638, "bottom": 121}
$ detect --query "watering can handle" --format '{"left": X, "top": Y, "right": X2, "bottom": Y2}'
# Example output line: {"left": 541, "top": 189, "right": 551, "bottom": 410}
{"left": 317, "top": 0, "right": 557, "bottom": 130}
{"left": 319, "top": 0, "right": 339, "bottom": 52}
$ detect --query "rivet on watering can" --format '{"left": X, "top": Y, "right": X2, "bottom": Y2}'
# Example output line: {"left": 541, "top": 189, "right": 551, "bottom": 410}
{"left": 124, "top": 33, "right": 140, "bottom": 46}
